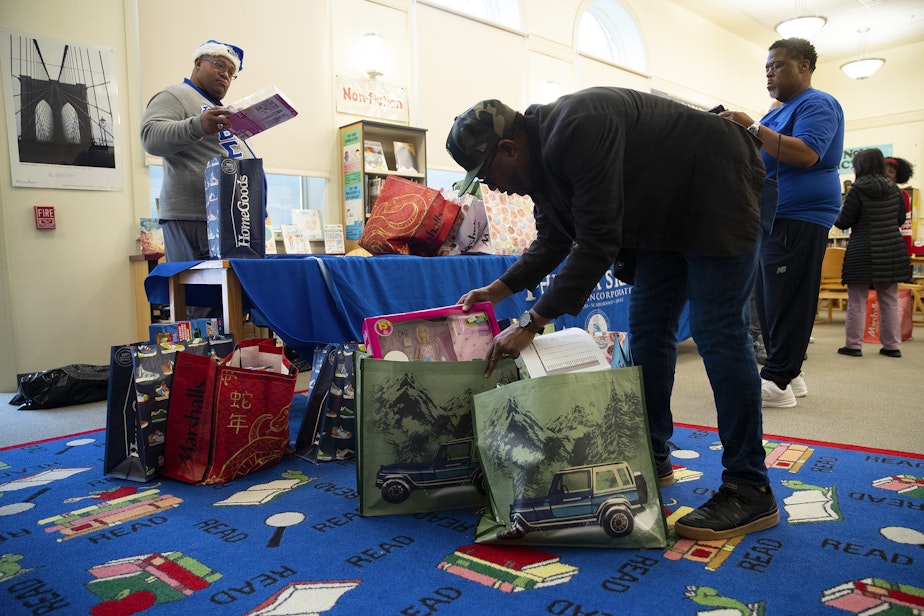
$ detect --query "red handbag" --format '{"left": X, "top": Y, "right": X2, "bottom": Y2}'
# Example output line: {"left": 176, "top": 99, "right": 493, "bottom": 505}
{"left": 161, "top": 339, "right": 297, "bottom": 484}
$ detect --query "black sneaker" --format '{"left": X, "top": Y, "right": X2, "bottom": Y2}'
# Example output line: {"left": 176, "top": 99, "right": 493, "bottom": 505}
{"left": 655, "top": 455, "right": 675, "bottom": 488}
{"left": 879, "top": 348, "right": 902, "bottom": 358}
{"left": 673, "top": 482, "right": 779, "bottom": 540}
{"left": 837, "top": 346, "right": 862, "bottom": 357}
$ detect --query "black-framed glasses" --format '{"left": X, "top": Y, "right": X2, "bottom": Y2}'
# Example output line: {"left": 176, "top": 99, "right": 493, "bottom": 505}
{"left": 202, "top": 57, "right": 237, "bottom": 80}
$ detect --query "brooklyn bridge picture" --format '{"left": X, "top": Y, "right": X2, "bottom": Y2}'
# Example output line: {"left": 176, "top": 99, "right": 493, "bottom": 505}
{"left": 3, "top": 31, "right": 116, "bottom": 170}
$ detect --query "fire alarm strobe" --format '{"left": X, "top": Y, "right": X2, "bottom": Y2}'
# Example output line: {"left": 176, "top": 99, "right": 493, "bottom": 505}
{"left": 34, "top": 206, "right": 56, "bottom": 230}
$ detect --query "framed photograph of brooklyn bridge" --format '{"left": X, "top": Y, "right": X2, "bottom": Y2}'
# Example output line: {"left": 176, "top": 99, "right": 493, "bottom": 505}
{"left": 0, "top": 28, "right": 122, "bottom": 190}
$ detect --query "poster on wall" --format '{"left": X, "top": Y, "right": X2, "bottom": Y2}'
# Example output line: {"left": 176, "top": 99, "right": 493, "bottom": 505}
{"left": 839, "top": 144, "right": 892, "bottom": 174}
{"left": 335, "top": 75, "right": 408, "bottom": 123}
{"left": 0, "top": 28, "right": 122, "bottom": 190}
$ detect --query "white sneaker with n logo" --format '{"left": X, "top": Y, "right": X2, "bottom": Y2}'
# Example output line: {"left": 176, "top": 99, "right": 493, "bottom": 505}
{"left": 762, "top": 378, "right": 796, "bottom": 408}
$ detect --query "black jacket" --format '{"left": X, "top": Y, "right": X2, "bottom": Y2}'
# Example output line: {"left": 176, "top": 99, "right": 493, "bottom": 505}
{"left": 498, "top": 87, "right": 765, "bottom": 318}
{"left": 835, "top": 175, "right": 910, "bottom": 285}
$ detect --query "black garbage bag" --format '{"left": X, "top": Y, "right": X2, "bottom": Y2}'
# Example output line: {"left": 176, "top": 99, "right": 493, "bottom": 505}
{"left": 10, "top": 364, "right": 109, "bottom": 410}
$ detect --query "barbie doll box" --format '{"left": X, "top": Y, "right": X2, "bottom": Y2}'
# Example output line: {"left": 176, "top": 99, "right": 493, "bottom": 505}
{"left": 362, "top": 302, "right": 501, "bottom": 362}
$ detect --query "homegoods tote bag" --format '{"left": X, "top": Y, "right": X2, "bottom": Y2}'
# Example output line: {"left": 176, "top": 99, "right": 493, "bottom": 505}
{"left": 472, "top": 367, "right": 668, "bottom": 548}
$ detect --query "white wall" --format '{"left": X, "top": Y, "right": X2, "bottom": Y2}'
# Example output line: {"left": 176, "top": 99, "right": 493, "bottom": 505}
{"left": 0, "top": 0, "right": 920, "bottom": 390}
{"left": 0, "top": 0, "right": 142, "bottom": 390}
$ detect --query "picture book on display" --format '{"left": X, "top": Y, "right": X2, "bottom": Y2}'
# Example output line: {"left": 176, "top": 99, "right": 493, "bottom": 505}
{"left": 363, "top": 140, "right": 388, "bottom": 172}
{"left": 292, "top": 209, "right": 323, "bottom": 241}
{"left": 324, "top": 224, "right": 345, "bottom": 254}
{"left": 139, "top": 217, "right": 164, "bottom": 258}
{"left": 280, "top": 224, "right": 311, "bottom": 254}
{"left": 227, "top": 85, "right": 298, "bottom": 140}
{"left": 392, "top": 141, "right": 418, "bottom": 173}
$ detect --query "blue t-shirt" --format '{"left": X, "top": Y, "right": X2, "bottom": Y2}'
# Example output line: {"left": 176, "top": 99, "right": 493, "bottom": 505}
{"left": 760, "top": 88, "right": 844, "bottom": 228}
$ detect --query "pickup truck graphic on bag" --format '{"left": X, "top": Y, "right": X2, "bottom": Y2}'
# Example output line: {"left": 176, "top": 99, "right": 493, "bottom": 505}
{"left": 499, "top": 461, "right": 648, "bottom": 540}
{"left": 375, "top": 437, "right": 484, "bottom": 504}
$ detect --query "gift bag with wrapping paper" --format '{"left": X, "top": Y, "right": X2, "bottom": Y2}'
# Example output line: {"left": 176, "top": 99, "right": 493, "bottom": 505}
{"left": 863, "top": 288, "right": 913, "bottom": 343}
{"left": 160, "top": 339, "right": 298, "bottom": 485}
{"left": 103, "top": 336, "right": 236, "bottom": 482}
{"left": 481, "top": 187, "right": 537, "bottom": 255}
{"left": 293, "top": 342, "right": 363, "bottom": 463}
{"left": 443, "top": 191, "right": 493, "bottom": 256}
{"left": 359, "top": 176, "right": 460, "bottom": 256}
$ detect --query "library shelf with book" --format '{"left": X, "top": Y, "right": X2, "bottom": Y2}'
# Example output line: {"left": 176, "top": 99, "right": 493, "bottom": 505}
{"left": 338, "top": 120, "right": 427, "bottom": 252}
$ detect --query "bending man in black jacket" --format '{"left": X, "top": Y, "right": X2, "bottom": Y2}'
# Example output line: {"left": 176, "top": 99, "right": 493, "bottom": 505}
{"left": 448, "top": 88, "right": 777, "bottom": 540}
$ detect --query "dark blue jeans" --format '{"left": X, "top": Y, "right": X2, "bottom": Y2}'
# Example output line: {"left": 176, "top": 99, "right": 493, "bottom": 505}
{"left": 629, "top": 246, "right": 769, "bottom": 487}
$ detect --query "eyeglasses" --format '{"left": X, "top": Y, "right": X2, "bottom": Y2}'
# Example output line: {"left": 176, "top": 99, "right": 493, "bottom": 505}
{"left": 202, "top": 57, "right": 237, "bottom": 80}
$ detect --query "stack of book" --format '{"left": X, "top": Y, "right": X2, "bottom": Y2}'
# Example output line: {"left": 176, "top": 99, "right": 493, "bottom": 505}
{"left": 438, "top": 543, "right": 578, "bottom": 593}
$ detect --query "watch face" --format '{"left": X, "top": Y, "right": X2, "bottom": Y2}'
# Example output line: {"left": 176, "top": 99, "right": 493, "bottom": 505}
{"left": 518, "top": 312, "right": 541, "bottom": 333}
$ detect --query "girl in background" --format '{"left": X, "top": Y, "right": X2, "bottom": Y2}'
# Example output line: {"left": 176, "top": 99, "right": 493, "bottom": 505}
{"left": 884, "top": 156, "right": 915, "bottom": 254}
{"left": 834, "top": 149, "right": 911, "bottom": 358}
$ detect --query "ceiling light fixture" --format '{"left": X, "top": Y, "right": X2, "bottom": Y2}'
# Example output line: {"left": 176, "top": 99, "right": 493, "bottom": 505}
{"left": 774, "top": 1, "right": 826, "bottom": 39}
{"left": 840, "top": 28, "right": 885, "bottom": 80}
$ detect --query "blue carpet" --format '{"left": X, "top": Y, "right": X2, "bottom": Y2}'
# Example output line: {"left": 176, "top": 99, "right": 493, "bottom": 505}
{"left": 1, "top": 397, "right": 921, "bottom": 615}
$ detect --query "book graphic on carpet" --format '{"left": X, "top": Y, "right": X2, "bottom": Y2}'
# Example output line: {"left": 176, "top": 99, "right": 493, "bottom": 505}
{"left": 779, "top": 480, "right": 843, "bottom": 524}
{"left": 684, "top": 586, "right": 767, "bottom": 616}
{"left": 764, "top": 441, "right": 814, "bottom": 472}
{"left": 821, "top": 577, "right": 924, "bottom": 613}
{"left": 663, "top": 506, "right": 743, "bottom": 571}
{"left": 872, "top": 474, "right": 924, "bottom": 498}
{"left": 213, "top": 471, "right": 317, "bottom": 506}
{"left": 85, "top": 551, "right": 221, "bottom": 608}
{"left": 244, "top": 580, "right": 361, "bottom": 615}
{"left": 0, "top": 553, "right": 35, "bottom": 585}
{"left": 39, "top": 487, "right": 181, "bottom": 541}
{"left": 437, "top": 543, "right": 578, "bottom": 593}
{"left": 0, "top": 467, "right": 92, "bottom": 493}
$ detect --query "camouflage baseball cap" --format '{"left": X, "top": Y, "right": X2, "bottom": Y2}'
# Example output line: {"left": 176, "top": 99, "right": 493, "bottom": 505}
{"left": 446, "top": 99, "right": 519, "bottom": 196}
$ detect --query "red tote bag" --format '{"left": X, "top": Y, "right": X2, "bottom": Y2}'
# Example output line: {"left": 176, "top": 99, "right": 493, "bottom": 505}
{"left": 359, "top": 176, "right": 460, "bottom": 256}
{"left": 161, "top": 339, "right": 297, "bottom": 484}
{"left": 863, "top": 289, "right": 913, "bottom": 343}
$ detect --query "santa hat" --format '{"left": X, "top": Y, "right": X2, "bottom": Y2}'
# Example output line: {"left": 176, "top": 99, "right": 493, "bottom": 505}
{"left": 193, "top": 39, "right": 244, "bottom": 73}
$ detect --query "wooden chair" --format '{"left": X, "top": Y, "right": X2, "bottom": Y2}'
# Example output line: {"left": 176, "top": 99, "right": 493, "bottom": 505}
{"left": 898, "top": 281, "right": 924, "bottom": 326}
{"left": 816, "top": 247, "right": 848, "bottom": 323}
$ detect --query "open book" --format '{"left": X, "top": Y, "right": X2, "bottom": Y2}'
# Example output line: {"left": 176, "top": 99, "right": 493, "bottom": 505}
{"left": 518, "top": 328, "right": 611, "bottom": 378}
{"left": 227, "top": 85, "right": 298, "bottom": 139}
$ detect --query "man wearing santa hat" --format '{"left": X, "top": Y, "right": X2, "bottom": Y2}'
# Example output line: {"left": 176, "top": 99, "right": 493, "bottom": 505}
{"left": 141, "top": 39, "right": 254, "bottom": 266}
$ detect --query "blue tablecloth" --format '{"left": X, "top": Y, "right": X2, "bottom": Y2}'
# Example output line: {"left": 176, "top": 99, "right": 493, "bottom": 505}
{"left": 145, "top": 254, "right": 689, "bottom": 350}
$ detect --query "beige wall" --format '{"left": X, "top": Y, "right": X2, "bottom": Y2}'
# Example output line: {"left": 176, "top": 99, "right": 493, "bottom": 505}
{"left": 0, "top": 0, "right": 920, "bottom": 390}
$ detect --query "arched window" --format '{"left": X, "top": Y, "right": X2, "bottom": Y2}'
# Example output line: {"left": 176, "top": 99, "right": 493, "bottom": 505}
{"left": 61, "top": 103, "right": 81, "bottom": 144}
{"left": 578, "top": 0, "right": 646, "bottom": 73}
{"left": 422, "top": 0, "right": 521, "bottom": 29}
{"left": 35, "top": 100, "right": 54, "bottom": 142}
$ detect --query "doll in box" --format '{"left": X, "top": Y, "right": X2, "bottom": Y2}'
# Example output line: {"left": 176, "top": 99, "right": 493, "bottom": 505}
{"left": 413, "top": 323, "right": 448, "bottom": 362}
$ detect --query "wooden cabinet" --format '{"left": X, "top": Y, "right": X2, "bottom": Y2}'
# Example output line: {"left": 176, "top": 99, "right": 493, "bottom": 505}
{"left": 338, "top": 120, "right": 427, "bottom": 252}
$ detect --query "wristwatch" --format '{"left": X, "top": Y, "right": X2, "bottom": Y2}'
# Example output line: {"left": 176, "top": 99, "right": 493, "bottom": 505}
{"left": 517, "top": 311, "right": 544, "bottom": 335}
{"left": 747, "top": 121, "right": 761, "bottom": 137}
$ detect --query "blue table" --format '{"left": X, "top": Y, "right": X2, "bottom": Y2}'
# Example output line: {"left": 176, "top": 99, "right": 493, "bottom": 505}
{"left": 146, "top": 254, "right": 688, "bottom": 354}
